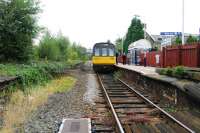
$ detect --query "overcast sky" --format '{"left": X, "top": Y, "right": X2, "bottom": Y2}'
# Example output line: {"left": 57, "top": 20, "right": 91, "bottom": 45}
{"left": 38, "top": 0, "right": 200, "bottom": 48}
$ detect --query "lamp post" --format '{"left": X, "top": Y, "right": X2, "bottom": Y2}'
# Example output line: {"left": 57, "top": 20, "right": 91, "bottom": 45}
{"left": 121, "top": 37, "right": 123, "bottom": 54}
{"left": 182, "top": 0, "right": 185, "bottom": 45}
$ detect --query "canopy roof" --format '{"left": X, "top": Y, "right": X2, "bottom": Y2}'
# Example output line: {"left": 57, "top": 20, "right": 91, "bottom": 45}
{"left": 128, "top": 39, "right": 152, "bottom": 50}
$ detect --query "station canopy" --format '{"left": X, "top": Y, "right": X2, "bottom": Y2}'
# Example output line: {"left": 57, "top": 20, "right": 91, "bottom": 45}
{"left": 128, "top": 39, "right": 152, "bottom": 50}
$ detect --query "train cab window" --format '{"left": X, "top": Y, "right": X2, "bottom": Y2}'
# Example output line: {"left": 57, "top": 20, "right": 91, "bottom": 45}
{"left": 94, "top": 48, "right": 100, "bottom": 56}
{"left": 102, "top": 48, "right": 107, "bottom": 56}
{"left": 108, "top": 48, "right": 114, "bottom": 56}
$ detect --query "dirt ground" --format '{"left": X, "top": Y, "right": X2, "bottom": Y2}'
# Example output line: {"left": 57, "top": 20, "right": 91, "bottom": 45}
{"left": 24, "top": 62, "right": 99, "bottom": 133}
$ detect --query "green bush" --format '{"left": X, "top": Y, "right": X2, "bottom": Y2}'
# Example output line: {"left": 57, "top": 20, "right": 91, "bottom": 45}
{"left": 173, "top": 66, "right": 185, "bottom": 77}
{"left": 166, "top": 67, "right": 173, "bottom": 76}
{"left": 38, "top": 31, "right": 88, "bottom": 62}
{"left": 156, "top": 66, "right": 187, "bottom": 79}
{"left": 0, "top": 62, "right": 69, "bottom": 91}
{"left": 160, "top": 69, "right": 166, "bottom": 75}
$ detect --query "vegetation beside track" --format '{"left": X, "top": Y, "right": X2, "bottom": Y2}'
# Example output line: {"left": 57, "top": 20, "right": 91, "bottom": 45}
{"left": 156, "top": 66, "right": 200, "bottom": 81}
{"left": 1, "top": 76, "right": 76, "bottom": 133}
{"left": 0, "top": 61, "right": 80, "bottom": 92}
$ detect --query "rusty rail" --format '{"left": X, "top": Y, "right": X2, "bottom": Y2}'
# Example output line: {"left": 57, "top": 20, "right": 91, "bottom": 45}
{"left": 97, "top": 74, "right": 125, "bottom": 133}
{"left": 118, "top": 78, "right": 195, "bottom": 133}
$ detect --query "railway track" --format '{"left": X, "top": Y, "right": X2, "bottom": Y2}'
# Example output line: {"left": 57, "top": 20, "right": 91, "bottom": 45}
{"left": 93, "top": 73, "right": 195, "bottom": 133}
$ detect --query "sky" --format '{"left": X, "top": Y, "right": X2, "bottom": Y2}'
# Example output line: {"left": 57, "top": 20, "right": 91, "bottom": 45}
{"left": 38, "top": 0, "right": 200, "bottom": 48}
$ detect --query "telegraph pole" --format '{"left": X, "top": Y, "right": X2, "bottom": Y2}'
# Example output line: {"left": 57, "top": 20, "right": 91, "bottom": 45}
{"left": 182, "top": 0, "right": 185, "bottom": 44}
{"left": 121, "top": 37, "right": 123, "bottom": 54}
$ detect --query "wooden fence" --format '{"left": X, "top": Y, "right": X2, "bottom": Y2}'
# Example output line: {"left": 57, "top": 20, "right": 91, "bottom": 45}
{"left": 162, "top": 43, "right": 200, "bottom": 67}
{"left": 138, "top": 43, "right": 200, "bottom": 68}
{"left": 117, "top": 43, "right": 200, "bottom": 68}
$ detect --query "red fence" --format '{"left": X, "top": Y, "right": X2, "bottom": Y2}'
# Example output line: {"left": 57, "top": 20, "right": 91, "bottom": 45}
{"left": 138, "top": 43, "right": 200, "bottom": 68}
{"left": 163, "top": 46, "right": 181, "bottom": 67}
{"left": 117, "top": 43, "right": 200, "bottom": 68}
{"left": 162, "top": 44, "right": 200, "bottom": 67}
{"left": 181, "top": 44, "right": 200, "bottom": 67}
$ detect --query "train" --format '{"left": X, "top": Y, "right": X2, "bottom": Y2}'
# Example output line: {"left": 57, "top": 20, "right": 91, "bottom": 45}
{"left": 92, "top": 42, "right": 116, "bottom": 72}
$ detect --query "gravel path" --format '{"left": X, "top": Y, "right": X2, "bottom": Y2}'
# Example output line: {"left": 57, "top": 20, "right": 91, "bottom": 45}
{"left": 24, "top": 64, "right": 98, "bottom": 133}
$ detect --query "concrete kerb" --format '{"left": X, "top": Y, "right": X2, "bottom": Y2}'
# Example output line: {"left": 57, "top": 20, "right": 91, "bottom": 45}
{"left": 115, "top": 64, "right": 200, "bottom": 102}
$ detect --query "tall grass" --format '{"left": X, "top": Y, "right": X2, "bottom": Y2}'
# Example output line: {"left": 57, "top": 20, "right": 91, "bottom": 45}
{"left": 1, "top": 76, "right": 76, "bottom": 133}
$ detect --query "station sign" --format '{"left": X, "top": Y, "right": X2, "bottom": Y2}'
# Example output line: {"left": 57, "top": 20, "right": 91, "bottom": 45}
{"left": 160, "top": 32, "right": 182, "bottom": 36}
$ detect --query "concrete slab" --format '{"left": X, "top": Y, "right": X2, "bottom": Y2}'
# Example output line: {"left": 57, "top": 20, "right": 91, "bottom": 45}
{"left": 115, "top": 64, "right": 199, "bottom": 98}
{"left": 0, "top": 76, "right": 18, "bottom": 83}
{"left": 58, "top": 118, "right": 91, "bottom": 133}
{"left": 116, "top": 64, "right": 157, "bottom": 75}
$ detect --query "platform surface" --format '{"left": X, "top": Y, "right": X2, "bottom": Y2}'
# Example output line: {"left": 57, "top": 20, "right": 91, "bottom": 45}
{"left": 115, "top": 63, "right": 191, "bottom": 87}
{"left": 116, "top": 63, "right": 157, "bottom": 75}
{"left": 59, "top": 118, "right": 91, "bottom": 133}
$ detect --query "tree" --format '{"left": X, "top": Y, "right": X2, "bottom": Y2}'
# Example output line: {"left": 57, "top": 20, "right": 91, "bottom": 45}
{"left": 38, "top": 32, "right": 61, "bottom": 61}
{"left": 175, "top": 36, "right": 182, "bottom": 45}
{"left": 38, "top": 31, "right": 89, "bottom": 61}
{"left": 68, "top": 42, "right": 88, "bottom": 61}
{"left": 32, "top": 45, "right": 39, "bottom": 60}
{"left": 56, "top": 32, "right": 70, "bottom": 60}
{"left": 123, "top": 16, "right": 144, "bottom": 54}
{"left": 115, "top": 38, "right": 123, "bottom": 54}
{"left": 0, "top": 0, "right": 41, "bottom": 62}
{"left": 186, "top": 35, "right": 197, "bottom": 44}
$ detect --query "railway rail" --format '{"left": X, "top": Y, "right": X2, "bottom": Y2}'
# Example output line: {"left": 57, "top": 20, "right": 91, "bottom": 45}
{"left": 95, "top": 73, "right": 195, "bottom": 133}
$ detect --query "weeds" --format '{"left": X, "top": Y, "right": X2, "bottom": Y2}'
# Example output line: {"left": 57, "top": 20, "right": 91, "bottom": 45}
{"left": 164, "top": 106, "right": 177, "bottom": 113}
{"left": 0, "top": 62, "right": 72, "bottom": 91}
{"left": 1, "top": 76, "right": 76, "bottom": 133}
{"left": 173, "top": 66, "right": 185, "bottom": 77}
{"left": 113, "top": 71, "right": 122, "bottom": 81}
{"left": 166, "top": 67, "right": 173, "bottom": 76}
{"left": 157, "top": 66, "right": 186, "bottom": 78}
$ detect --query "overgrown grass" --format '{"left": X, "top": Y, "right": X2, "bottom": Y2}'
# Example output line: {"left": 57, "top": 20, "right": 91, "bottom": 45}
{"left": 1, "top": 76, "right": 76, "bottom": 133}
{"left": 0, "top": 61, "right": 80, "bottom": 91}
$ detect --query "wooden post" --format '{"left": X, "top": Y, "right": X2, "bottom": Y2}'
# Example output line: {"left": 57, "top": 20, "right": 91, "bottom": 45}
{"left": 162, "top": 47, "right": 166, "bottom": 68}
{"left": 179, "top": 45, "right": 182, "bottom": 66}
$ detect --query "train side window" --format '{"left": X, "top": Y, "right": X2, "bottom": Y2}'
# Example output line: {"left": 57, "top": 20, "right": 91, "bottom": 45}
{"left": 102, "top": 48, "right": 107, "bottom": 56}
{"left": 95, "top": 48, "right": 100, "bottom": 56}
{"left": 108, "top": 48, "right": 114, "bottom": 56}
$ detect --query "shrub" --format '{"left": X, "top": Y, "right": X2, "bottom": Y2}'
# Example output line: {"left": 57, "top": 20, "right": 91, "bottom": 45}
{"left": 173, "top": 66, "right": 185, "bottom": 77}
{"left": 0, "top": 62, "right": 69, "bottom": 91}
{"left": 166, "top": 67, "right": 173, "bottom": 76}
{"left": 156, "top": 68, "right": 167, "bottom": 75}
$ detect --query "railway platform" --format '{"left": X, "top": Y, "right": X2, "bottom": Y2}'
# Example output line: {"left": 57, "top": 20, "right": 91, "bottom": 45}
{"left": 115, "top": 63, "right": 200, "bottom": 102}
{"left": 116, "top": 64, "right": 157, "bottom": 75}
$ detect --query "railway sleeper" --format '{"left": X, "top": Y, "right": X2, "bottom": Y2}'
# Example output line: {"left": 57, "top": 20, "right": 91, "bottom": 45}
{"left": 114, "top": 104, "right": 154, "bottom": 108}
